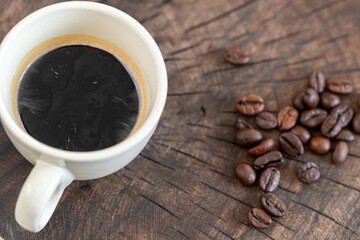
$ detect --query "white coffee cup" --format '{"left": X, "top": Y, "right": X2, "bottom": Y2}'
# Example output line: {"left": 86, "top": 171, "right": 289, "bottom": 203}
{"left": 0, "top": 1, "right": 167, "bottom": 232}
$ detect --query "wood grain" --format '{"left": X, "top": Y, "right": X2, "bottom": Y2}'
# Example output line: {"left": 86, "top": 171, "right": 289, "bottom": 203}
{"left": 1, "top": 0, "right": 360, "bottom": 239}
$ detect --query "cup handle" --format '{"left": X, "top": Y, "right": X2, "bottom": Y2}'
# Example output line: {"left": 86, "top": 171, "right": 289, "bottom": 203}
{"left": 15, "top": 160, "right": 74, "bottom": 232}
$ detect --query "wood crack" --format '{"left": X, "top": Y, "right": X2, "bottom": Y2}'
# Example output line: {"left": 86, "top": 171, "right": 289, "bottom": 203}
{"left": 321, "top": 176, "right": 360, "bottom": 193}
{"left": 168, "top": 91, "right": 208, "bottom": 97}
{"left": 139, "top": 11, "right": 161, "bottom": 24}
{"left": 205, "top": 135, "right": 237, "bottom": 146}
{"left": 291, "top": 200, "right": 359, "bottom": 236}
{"left": 209, "top": 224, "right": 235, "bottom": 240}
{"left": 194, "top": 202, "right": 227, "bottom": 222}
{"left": 139, "top": 193, "right": 180, "bottom": 219}
{"left": 179, "top": 64, "right": 201, "bottom": 72}
{"left": 185, "top": 0, "right": 258, "bottom": 34}
{"left": 140, "top": 153, "right": 176, "bottom": 171}
{"left": 168, "top": 41, "right": 203, "bottom": 55}
{"left": 305, "top": 1, "right": 343, "bottom": 17}
{"left": 197, "top": 228, "right": 213, "bottom": 239}
{"left": 284, "top": 156, "right": 306, "bottom": 163}
{"left": 210, "top": 168, "right": 231, "bottom": 178}
{"left": 186, "top": 123, "right": 212, "bottom": 129}
{"left": 200, "top": 181, "right": 253, "bottom": 208}
{"left": 281, "top": 56, "right": 323, "bottom": 67}
{"left": 153, "top": 0, "right": 173, "bottom": 9}
{"left": 173, "top": 227, "right": 191, "bottom": 240}
{"left": 277, "top": 184, "right": 298, "bottom": 195}
{"left": 271, "top": 218, "right": 296, "bottom": 232}
{"left": 164, "top": 57, "right": 191, "bottom": 62}
{"left": 155, "top": 142, "right": 217, "bottom": 168}
{"left": 139, "top": 177, "right": 154, "bottom": 186}
{"left": 323, "top": 34, "right": 349, "bottom": 44}
{"left": 263, "top": 31, "right": 302, "bottom": 46}
{"left": 163, "top": 179, "right": 190, "bottom": 195}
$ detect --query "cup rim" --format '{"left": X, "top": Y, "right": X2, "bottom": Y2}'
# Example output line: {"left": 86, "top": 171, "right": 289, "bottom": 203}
{"left": 0, "top": 1, "right": 167, "bottom": 162}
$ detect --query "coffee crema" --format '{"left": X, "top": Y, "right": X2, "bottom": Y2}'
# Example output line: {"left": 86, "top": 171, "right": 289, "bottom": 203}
{"left": 12, "top": 34, "right": 148, "bottom": 151}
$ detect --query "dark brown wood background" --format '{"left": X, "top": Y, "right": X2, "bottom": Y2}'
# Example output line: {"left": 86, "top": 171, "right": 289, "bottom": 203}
{"left": 1, "top": 0, "right": 360, "bottom": 239}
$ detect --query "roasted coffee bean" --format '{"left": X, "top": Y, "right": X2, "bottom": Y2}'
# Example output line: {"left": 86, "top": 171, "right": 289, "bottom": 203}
{"left": 293, "top": 91, "right": 306, "bottom": 110}
{"left": 235, "top": 128, "right": 262, "bottom": 148}
{"left": 235, "top": 117, "right": 254, "bottom": 130}
{"left": 335, "top": 105, "right": 353, "bottom": 127}
{"left": 352, "top": 112, "right": 360, "bottom": 133}
{"left": 236, "top": 94, "right": 265, "bottom": 116}
{"left": 335, "top": 129, "right": 355, "bottom": 142}
{"left": 248, "top": 208, "right": 272, "bottom": 229}
{"left": 224, "top": 47, "right": 250, "bottom": 66}
{"left": 321, "top": 105, "right": 353, "bottom": 138}
{"left": 332, "top": 141, "right": 348, "bottom": 165}
{"left": 261, "top": 193, "right": 287, "bottom": 217}
{"left": 259, "top": 167, "right": 280, "bottom": 192}
{"left": 303, "top": 88, "right": 319, "bottom": 108}
{"left": 309, "top": 136, "right": 331, "bottom": 155}
{"left": 248, "top": 138, "right": 275, "bottom": 157}
{"left": 278, "top": 132, "right": 304, "bottom": 157}
{"left": 309, "top": 71, "right": 326, "bottom": 93}
{"left": 254, "top": 151, "right": 283, "bottom": 170}
{"left": 290, "top": 125, "right": 311, "bottom": 144}
{"left": 299, "top": 108, "right": 327, "bottom": 128}
{"left": 256, "top": 111, "right": 277, "bottom": 130}
{"left": 234, "top": 162, "right": 256, "bottom": 186}
{"left": 358, "top": 93, "right": 360, "bottom": 108}
{"left": 327, "top": 77, "right": 353, "bottom": 94}
{"left": 320, "top": 91, "right": 340, "bottom": 110}
{"left": 278, "top": 106, "right": 298, "bottom": 131}
{"left": 297, "top": 162, "right": 320, "bottom": 183}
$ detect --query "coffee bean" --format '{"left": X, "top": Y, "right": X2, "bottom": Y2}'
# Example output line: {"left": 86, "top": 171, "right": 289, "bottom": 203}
{"left": 235, "top": 128, "right": 262, "bottom": 148}
{"left": 358, "top": 93, "right": 360, "bottom": 108}
{"left": 352, "top": 112, "right": 360, "bottom": 133}
{"left": 261, "top": 193, "right": 287, "bottom": 217}
{"left": 321, "top": 105, "right": 353, "bottom": 138}
{"left": 332, "top": 141, "right": 348, "bottom": 165}
{"left": 299, "top": 108, "right": 327, "bottom": 128}
{"left": 224, "top": 47, "right": 250, "bottom": 66}
{"left": 327, "top": 77, "right": 353, "bottom": 94}
{"left": 278, "top": 132, "right": 304, "bottom": 157}
{"left": 259, "top": 167, "right": 280, "bottom": 192}
{"left": 290, "top": 125, "right": 311, "bottom": 144}
{"left": 297, "top": 162, "right": 320, "bottom": 183}
{"left": 309, "top": 136, "right": 331, "bottom": 155}
{"left": 236, "top": 94, "right": 265, "bottom": 116}
{"left": 335, "top": 129, "right": 355, "bottom": 142}
{"left": 309, "top": 71, "right": 326, "bottom": 93}
{"left": 234, "top": 162, "right": 256, "bottom": 186}
{"left": 248, "top": 208, "right": 272, "bottom": 229}
{"left": 248, "top": 138, "right": 275, "bottom": 157}
{"left": 293, "top": 91, "right": 306, "bottom": 110}
{"left": 256, "top": 111, "right": 277, "bottom": 130}
{"left": 334, "top": 105, "right": 353, "bottom": 127}
{"left": 303, "top": 88, "right": 319, "bottom": 108}
{"left": 254, "top": 151, "right": 283, "bottom": 170}
{"left": 277, "top": 106, "right": 298, "bottom": 131}
{"left": 235, "top": 117, "right": 254, "bottom": 130}
{"left": 320, "top": 91, "right": 340, "bottom": 110}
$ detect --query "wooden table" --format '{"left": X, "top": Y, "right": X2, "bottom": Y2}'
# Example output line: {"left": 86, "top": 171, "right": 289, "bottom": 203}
{"left": 1, "top": 0, "right": 360, "bottom": 239}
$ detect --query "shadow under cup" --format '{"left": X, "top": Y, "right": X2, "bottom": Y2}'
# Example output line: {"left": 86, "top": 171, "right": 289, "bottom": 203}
{"left": 0, "top": 2, "right": 167, "bottom": 179}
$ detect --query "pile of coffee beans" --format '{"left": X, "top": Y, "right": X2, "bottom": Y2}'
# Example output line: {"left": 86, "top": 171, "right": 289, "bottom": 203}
{"left": 231, "top": 69, "right": 359, "bottom": 229}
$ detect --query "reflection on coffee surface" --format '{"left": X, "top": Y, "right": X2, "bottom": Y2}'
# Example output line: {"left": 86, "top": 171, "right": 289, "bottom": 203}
{"left": 17, "top": 45, "right": 139, "bottom": 151}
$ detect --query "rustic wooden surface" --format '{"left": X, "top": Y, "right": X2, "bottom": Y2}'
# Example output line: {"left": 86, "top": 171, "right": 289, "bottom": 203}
{"left": 1, "top": 0, "right": 360, "bottom": 239}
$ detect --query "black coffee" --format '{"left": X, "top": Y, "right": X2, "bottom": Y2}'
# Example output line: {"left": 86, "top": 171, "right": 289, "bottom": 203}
{"left": 17, "top": 45, "right": 139, "bottom": 151}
